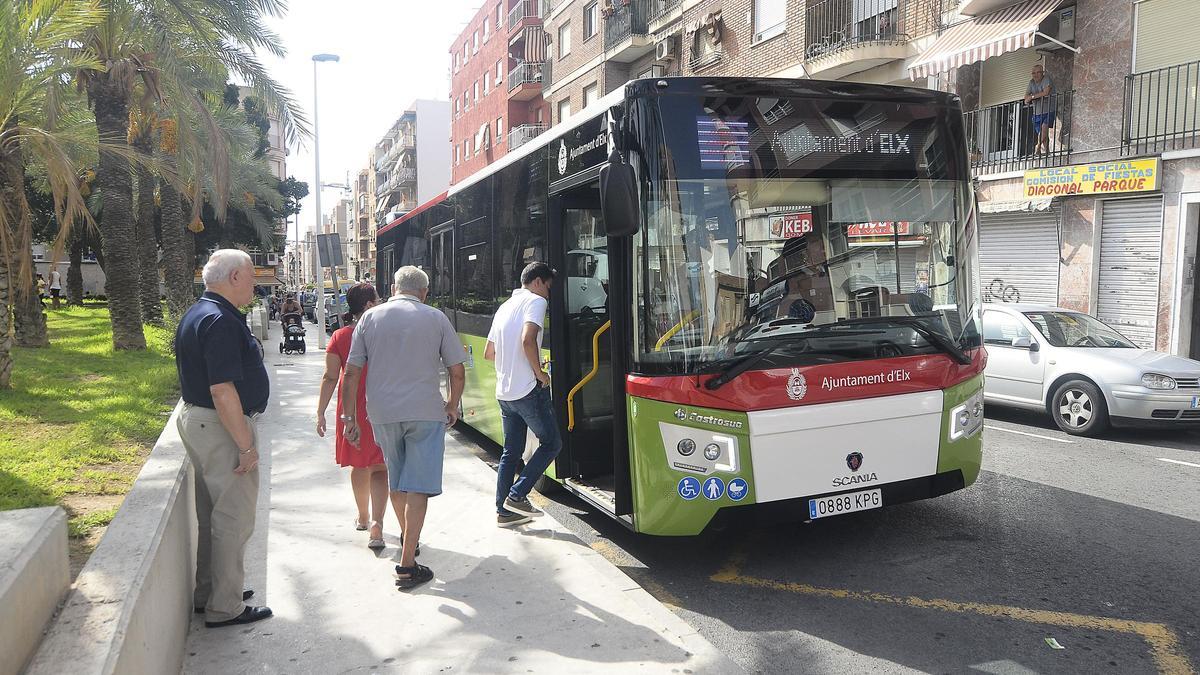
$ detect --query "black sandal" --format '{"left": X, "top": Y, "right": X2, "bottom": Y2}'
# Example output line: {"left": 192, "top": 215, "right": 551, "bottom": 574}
{"left": 394, "top": 563, "right": 433, "bottom": 590}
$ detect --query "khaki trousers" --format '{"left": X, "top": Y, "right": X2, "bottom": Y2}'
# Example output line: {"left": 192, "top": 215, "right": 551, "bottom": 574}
{"left": 178, "top": 403, "right": 260, "bottom": 622}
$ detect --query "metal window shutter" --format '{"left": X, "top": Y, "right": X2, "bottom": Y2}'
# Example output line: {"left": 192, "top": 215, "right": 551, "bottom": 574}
{"left": 978, "top": 209, "right": 1060, "bottom": 305}
{"left": 1097, "top": 197, "right": 1163, "bottom": 349}
{"left": 1135, "top": 0, "right": 1200, "bottom": 73}
{"left": 981, "top": 48, "right": 1044, "bottom": 108}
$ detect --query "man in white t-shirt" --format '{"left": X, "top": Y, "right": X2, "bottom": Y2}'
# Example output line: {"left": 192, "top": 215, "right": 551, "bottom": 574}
{"left": 484, "top": 262, "right": 559, "bottom": 528}
{"left": 49, "top": 266, "right": 63, "bottom": 309}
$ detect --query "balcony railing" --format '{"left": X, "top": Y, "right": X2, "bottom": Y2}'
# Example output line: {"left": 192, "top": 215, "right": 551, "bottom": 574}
{"left": 508, "top": 0, "right": 543, "bottom": 31}
{"left": 509, "top": 124, "right": 547, "bottom": 150}
{"left": 604, "top": 0, "right": 650, "bottom": 51}
{"left": 648, "top": 0, "right": 681, "bottom": 23}
{"left": 374, "top": 134, "right": 414, "bottom": 171}
{"left": 394, "top": 167, "right": 417, "bottom": 184}
{"left": 508, "top": 61, "right": 545, "bottom": 91}
{"left": 964, "top": 90, "right": 1074, "bottom": 175}
{"left": 1123, "top": 59, "right": 1200, "bottom": 155}
{"left": 805, "top": 0, "right": 907, "bottom": 60}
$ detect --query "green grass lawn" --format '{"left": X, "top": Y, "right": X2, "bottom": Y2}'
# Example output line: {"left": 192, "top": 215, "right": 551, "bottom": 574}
{"left": 0, "top": 305, "right": 178, "bottom": 539}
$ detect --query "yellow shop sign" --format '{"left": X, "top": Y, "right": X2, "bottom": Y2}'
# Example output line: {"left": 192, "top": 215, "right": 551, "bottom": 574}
{"left": 1023, "top": 158, "right": 1160, "bottom": 198}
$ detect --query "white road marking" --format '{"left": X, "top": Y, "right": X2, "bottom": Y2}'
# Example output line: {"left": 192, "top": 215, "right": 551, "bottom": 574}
{"left": 1156, "top": 457, "right": 1200, "bottom": 468}
{"left": 984, "top": 425, "right": 1074, "bottom": 444}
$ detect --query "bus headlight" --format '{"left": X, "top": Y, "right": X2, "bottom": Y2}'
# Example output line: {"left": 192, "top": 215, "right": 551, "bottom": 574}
{"left": 949, "top": 391, "right": 985, "bottom": 441}
{"left": 677, "top": 439, "right": 696, "bottom": 456}
{"left": 703, "top": 443, "right": 721, "bottom": 461}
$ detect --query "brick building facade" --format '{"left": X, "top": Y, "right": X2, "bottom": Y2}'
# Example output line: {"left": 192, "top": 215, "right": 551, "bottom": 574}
{"left": 450, "top": 0, "right": 552, "bottom": 184}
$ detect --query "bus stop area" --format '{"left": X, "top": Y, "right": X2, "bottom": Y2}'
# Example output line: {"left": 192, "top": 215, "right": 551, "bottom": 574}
{"left": 182, "top": 328, "right": 738, "bottom": 674}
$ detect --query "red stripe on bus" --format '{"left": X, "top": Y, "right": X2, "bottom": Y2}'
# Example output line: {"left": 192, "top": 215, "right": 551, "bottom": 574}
{"left": 625, "top": 349, "right": 986, "bottom": 412}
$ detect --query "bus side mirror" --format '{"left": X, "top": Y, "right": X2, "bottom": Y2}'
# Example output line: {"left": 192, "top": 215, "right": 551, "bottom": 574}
{"left": 600, "top": 158, "right": 640, "bottom": 237}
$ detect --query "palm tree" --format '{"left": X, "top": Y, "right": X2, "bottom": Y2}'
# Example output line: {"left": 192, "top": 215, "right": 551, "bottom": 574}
{"left": 0, "top": 0, "right": 103, "bottom": 386}
{"left": 75, "top": 0, "right": 307, "bottom": 349}
{"left": 128, "top": 106, "right": 162, "bottom": 324}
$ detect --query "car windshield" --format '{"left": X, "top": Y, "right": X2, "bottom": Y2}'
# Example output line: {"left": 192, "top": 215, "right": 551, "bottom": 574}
{"left": 1023, "top": 311, "right": 1137, "bottom": 348}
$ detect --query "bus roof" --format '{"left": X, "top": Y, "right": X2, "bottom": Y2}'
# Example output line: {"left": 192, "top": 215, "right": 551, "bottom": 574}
{"left": 376, "top": 190, "right": 448, "bottom": 238}
{"left": 389, "top": 77, "right": 964, "bottom": 219}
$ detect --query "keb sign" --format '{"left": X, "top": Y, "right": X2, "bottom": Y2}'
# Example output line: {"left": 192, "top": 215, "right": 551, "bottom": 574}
{"left": 1023, "top": 158, "right": 1160, "bottom": 198}
{"left": 769, "top": 212, "right": 813, "bottom": 238}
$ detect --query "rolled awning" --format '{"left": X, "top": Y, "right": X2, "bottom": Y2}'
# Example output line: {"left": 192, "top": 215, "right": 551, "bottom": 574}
{"left": 908, "top": 0, "right": 1062, "bottom": 80}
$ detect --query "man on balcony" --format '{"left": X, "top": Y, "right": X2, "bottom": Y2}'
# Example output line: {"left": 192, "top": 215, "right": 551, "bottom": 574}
{"left": 1024, "top": 64, "right": 1055, "bottom": 155}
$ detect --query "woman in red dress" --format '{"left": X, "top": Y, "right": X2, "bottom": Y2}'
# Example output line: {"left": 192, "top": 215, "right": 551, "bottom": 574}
{"left": 317, "top": 283, "right": 389, "bottom": 549}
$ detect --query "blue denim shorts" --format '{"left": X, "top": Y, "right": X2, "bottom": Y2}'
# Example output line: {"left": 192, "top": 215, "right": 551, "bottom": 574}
{"left": 1032, "top": 111, "right": 1056, "bottom": 131}
{"left": 371, "top": 421, "right": 447, "bottom": 495}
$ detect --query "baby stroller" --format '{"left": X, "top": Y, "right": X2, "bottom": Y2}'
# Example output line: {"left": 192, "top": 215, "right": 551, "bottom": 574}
{"left": 279, "top": 312, "right": 306, "bottom": 354}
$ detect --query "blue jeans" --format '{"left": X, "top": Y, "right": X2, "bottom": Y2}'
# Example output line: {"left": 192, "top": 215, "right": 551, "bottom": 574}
{"left": 497, "top": 385, "right": 562, "bottom": 514}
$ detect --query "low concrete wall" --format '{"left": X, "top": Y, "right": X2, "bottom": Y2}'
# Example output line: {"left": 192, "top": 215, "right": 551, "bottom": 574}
{"left": 25, "top": 401, "right": 195, "bottom": 675}
{"left": 0, "top": 507, "right": 68, "bottom": 675}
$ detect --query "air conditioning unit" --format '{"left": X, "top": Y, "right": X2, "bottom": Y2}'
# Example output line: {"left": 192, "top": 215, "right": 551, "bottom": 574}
{"left": 266, "top": 253, "right": 279, "bottom": 266}
{"left": 655, "top": 36, "right": 676, "bottom": 62}
{"left": 1037, "top": 6, "right": 1075, "bottom": 50}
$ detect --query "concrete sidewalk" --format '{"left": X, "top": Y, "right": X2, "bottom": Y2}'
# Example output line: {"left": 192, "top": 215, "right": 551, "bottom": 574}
{"left": 183, "top": 324, "right": 738, "bottom": 674}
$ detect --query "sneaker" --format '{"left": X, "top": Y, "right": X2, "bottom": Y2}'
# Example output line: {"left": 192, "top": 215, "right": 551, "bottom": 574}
{"left": 503, "top": 497, "right": 544, "bottom": 518}
{"left": 497, "top": 512, "right": 532, "bottom": 528}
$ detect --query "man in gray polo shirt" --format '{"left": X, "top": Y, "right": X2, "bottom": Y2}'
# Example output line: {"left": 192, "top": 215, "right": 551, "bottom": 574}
{"left": 341, "top": 266, "right": 467, "bottom": 590}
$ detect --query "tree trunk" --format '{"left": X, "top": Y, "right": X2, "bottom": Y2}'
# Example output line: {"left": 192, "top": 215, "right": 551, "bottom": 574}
{"left": 133, "top": 139, "right": 162, "bottom": 325}
{"left": 0, "top": 120, "right": 48, "bottom": 348}
{"left": 0, "top": 244, "right": 11, "bottom": 388}
{"left": 91, "top": 80, "right": 145, "bottom": 349}
{"left": 159, "top": 176, "right": 192, "bottom": 322}
{"left": 67, "top": 227, "right": 84, "bottom": 305}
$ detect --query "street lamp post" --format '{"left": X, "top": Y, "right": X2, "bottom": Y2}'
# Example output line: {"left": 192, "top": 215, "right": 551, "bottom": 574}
{"left": 311, "top": 53, "right": 339, "bottom": 349}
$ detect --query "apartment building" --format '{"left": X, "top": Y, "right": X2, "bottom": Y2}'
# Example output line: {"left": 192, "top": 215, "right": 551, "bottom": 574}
{"left": 374, "top": 101, "right": 451, "bottom": 221}
{"left": 349, "top": 167, "right": 376, "bottom": 281}
{"left": 449, "top": 0, "right": 553, "bottom": 184}
{"left": 538, "top": 0, "right": 1200, "bottom": 357}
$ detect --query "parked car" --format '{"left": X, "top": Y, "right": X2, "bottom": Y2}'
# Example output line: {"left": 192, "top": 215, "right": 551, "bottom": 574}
{"left": 981, "top": 303, "right": 1200, "bottom": 435}
{"left": 301, "top": 291, "right": 317, "bottom": 323}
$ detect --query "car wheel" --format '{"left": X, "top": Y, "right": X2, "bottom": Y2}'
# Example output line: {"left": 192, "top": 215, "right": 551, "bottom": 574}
{"left": 1051, "top": 379, "right": 1109, "bottom": 436}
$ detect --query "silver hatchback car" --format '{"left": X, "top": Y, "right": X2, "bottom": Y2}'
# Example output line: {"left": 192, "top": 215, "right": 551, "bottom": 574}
{"left": 982, "top": 303, "right": 1200, "bottom": 435}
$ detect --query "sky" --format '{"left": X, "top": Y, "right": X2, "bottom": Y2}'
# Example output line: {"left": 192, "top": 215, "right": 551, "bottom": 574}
{"left": 260, "top": 2, "right": 476, "bottom": 244}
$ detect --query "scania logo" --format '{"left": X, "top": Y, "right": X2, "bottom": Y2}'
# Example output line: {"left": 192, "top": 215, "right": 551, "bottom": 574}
{"left": 846, "top": 452, "right": 863, "bottom": 472}
{"left": 674, "top": 408, "right": 687, "bottom": 421}
{"left": 557, "top": 140, "right": 568, "bottom": 175}
{"left": 786, "top": 368, "right": 807, "bottom": 401}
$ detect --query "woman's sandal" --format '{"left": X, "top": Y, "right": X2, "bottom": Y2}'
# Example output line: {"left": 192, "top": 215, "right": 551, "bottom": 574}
{"left": 367, "top": 521, "right": 385, "bottom": 550}
{"left": 354, "top": 519, "right": 368, "bottom": 531}
{"left": 394, "top": 563, "right": 433, "bottom": 590}
{"left": 398, "top": 534, "right": 420, "bottom": 557}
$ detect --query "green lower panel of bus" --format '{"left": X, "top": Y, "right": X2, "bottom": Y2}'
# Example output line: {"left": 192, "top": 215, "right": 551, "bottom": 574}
{"left": 625, "top": 375, "right": 984, "bottom": 536}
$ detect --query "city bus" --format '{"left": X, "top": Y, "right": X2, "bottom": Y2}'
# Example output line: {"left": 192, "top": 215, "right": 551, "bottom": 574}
{"left": 375, "top": 77, "right": 985, "bottom": 536}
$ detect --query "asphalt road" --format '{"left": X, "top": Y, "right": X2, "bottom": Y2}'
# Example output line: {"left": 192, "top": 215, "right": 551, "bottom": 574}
{"left": 472, "top": 409, "right": 1200, "bottom": 674}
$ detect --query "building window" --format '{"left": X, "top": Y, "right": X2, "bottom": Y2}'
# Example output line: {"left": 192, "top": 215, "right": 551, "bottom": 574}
{"left": 453, "top": 53, "right": 459, "bottom": 71}
{"left": 497, "top": 116, "right": 504, "bottom": 140}
{"left": 483, "top": 76, "right": 490, "bottom": 95}
{"left": 455, "top": 144, "right": 460, "bottom": 164}
{"left": 584, "top": 2, "right": 598, "bottom": 40}
{"left": 455, "top": 97, "right": 460, "bottom": 114}
{"left": 582, "top": 82, "right": 598, "bottom": 108}
{"left": 463, "top": 42, "right": 469, "bottom": 63}
{"left": 483, "top": 17, "right": 490, "bottom": 39}
{"left": 474, "top": 80, "right": 480, "bottom": 102}
{"left": 497, "top": 2, "right": 503, "bottom": 27}
{"left": 557, "top": 98, "right": 571, "bottom": 123}
{"left": 473, "top": 30, "right": 480, "bottom": 52}
{"left": 558, "top": 21, "right": 571, "bottom": 58}
{"left": 496, "top": 59, "right": 504, "bottom": 84}
{"left": 753, "top": 0, "right": 786, "bottom": 43}
{"left": 464, "top": 90, "right": 469, "bottom": 109}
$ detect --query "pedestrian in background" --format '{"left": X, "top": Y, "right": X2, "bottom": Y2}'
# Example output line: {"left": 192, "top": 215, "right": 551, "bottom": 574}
{"left": 174, "top": 249, "right": 272, "bottom": 627}
{"left": 342, "top": 266, "right": 467, "bottom": 590}
{"left": 36, "top": 274, "right": 46, "bottom": 308}
{"left": 484, "top": 262, "right": 559, "bottom": 528}
{"left": 1025, "top": 63, "right": 1055, "bottom": 155}
{"left": 317, "top": 282, "right": 392, "bottom": 550}
{"left": 49, "top": 265, "right": 62, "bottom": 309}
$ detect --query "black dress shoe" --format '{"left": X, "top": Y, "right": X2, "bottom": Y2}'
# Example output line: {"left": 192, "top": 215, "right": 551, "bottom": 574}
{"left": 205, "top": 606, "right": 273, "bottom": 628}
{"left": 194, "top": 589, "right": 255, "bottom": 614}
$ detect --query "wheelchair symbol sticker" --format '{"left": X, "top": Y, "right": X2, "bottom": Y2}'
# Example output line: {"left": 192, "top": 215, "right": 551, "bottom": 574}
{"left": 677, "top": 476, "right": 701, "bottom": 501}
{"left": 702, "top": 476, "right": 725, "bottom": 501}
{"left": 727, "top": 477, "right": 748, "bottom": 501}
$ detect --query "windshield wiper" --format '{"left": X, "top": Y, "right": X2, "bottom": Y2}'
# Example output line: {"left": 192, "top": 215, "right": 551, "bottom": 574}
{"left": 703, "top": 328, "right": 884, "bottom": 390}
{"left": 834, "top": 316, "right": 972, "bottom": 365}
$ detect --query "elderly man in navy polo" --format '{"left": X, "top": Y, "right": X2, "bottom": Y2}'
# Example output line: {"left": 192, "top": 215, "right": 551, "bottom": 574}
{"left": 175, "top": 249, "right": 272, "bottom": 627}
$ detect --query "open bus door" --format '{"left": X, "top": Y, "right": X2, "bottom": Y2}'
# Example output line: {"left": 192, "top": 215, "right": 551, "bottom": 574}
{"left": 548, "top": 180, "right": 632, "bottom": 520}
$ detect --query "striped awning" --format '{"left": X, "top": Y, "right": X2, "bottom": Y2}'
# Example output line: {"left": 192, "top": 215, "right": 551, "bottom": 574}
{"left": 908, "top": 0, "right": 1062, "bottom": 80}
{"left": 524, "top": 26, "right": 547, "bottom": 62}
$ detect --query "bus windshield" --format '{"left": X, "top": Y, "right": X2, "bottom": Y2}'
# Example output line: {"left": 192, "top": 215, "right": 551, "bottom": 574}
{"left": 632, "top": 93, "right": 981, "bottom": 375}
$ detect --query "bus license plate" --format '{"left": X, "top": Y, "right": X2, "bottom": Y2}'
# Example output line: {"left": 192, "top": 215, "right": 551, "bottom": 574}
{"left": 808, "top": 489, "right": 883, "bottom": 520}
